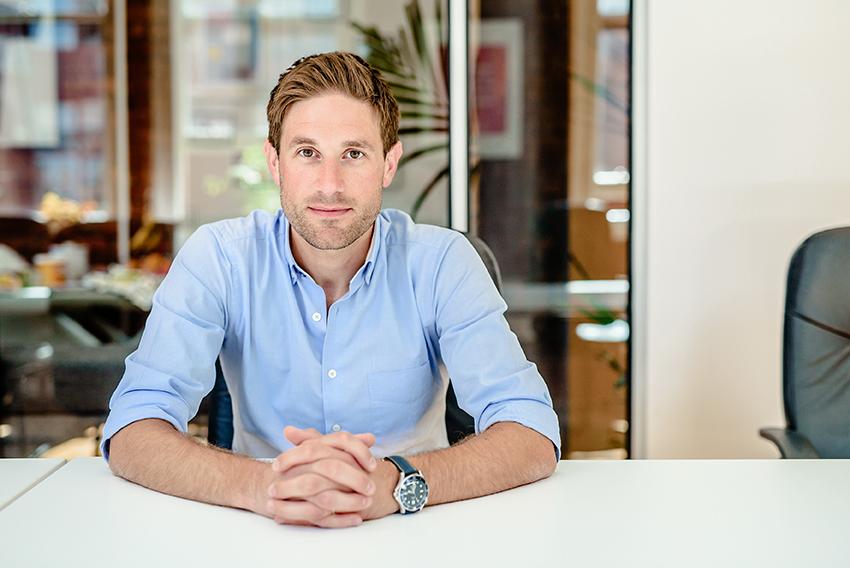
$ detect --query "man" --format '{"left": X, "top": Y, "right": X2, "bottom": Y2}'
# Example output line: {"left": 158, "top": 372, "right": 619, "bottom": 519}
{"left": 105, "top": 52, "right": 560, "bottom": 529}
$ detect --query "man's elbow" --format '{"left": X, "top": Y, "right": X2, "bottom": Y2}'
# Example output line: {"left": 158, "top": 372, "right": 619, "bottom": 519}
{"left": 530, "top": 442, "right": 557, "bottom": 481}
{"left": 540, "top": 444, "right": 558, "bottom": 477}
{"left": 106, "top": 428, "right": 130, "bottom": 477}
{"left": 521, "top": 427, "right": 558, "bottom": 482}
{"left": 105, "top": 420, "right": 149, "bottom": 478}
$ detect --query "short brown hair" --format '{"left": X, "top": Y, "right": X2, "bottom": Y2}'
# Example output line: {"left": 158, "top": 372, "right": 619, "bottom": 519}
{"left": 266, "top": 51, "right": 400, "bottom": 156}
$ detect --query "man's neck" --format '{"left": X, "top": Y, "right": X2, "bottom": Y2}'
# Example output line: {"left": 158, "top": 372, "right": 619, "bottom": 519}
{"left": 289, "top": 224, "right": 375, "bottom": 308}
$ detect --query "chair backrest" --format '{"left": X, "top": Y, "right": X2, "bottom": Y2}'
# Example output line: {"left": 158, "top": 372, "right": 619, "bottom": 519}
{"left": 207, "top": 232, "right": 504, "bottom": 449}
{"left": 464, "top": 233, "right": 503, "bottom": 291}
{"left": 783, "top": 227, "right": 850, "bottom": 458}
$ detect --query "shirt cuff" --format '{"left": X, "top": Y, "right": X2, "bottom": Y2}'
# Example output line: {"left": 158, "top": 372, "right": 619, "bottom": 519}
{"left": 477, "top": 399, "right": 562, "bottom": 460}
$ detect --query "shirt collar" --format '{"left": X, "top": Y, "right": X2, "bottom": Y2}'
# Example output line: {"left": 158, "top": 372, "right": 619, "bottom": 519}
{"left": 359, "top": 212, "right": 386, "bottom": 286}
{"left": 280, "top": 213, "right": 304, "bottom": 285}
{"left": 279, "top": 210, "right": 387, "bottom": 287}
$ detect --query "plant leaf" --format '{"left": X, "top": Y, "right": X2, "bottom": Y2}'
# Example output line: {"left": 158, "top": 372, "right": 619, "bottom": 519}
{"left": 398, "top": 142, "right": 449, "bottom": 166}
{"left": 411, "top": 163, "right": 449, "bottom": 220}
{"left": 394, "top": 94, "right": 439, "bottom": 106}
{"left": 570, "top": 72, "right": 628, "bottom": 115}
{"left": 405, "top": 0, "right": 440, "bottom": 95}
{"left": 399, "top": 110, "right": 449, "bottom": 121}
{"left": 399, "top": 126, "right": 449, "bottom": 136}
{"left": 579, "top": 307, "right": 617, "bottom": 325}
{"left": 435, "top": 0, "right": 444, "bottom": 44}
{"left": 385, "top": 79, "right": 424, "bottom": 95}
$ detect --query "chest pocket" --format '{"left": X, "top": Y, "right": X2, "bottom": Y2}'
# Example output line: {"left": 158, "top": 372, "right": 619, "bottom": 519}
{"left": 367, "top": 360, "right": 436, "bottom": 436}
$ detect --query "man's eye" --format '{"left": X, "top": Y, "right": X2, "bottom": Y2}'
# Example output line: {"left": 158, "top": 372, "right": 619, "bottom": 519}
{"left": 346, "top": 149, "right": 364, "bottom": 160}
{"left": 297, "top": 148, "right": 315, "bottom": 158}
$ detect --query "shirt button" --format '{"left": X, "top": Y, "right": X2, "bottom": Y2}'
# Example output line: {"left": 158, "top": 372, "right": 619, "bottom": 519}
{"left": 332, "top": 424, "right": 341, "bottom": 432}
{"left": 327, "top": 369, "right": 337, "bottom": 379}
{"left": 311, "top": 312, "right": 321, "bottom": 322}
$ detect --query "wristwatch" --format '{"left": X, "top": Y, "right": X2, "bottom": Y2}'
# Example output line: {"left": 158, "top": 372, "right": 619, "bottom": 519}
{"left": 385, "top": 455, "right": 429, "bottom": 514}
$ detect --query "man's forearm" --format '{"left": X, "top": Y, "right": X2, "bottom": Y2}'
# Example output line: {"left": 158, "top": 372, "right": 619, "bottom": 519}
{"left": 107, "top": 418, "right": 273, "bottom": 516}
{"left": 368, "top": 421, "right": 557, "bottom": 517}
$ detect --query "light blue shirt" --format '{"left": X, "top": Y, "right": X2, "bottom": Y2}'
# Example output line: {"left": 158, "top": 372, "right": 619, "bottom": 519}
{"left": 102, "top": 209, "right": 560, "bottom": 460}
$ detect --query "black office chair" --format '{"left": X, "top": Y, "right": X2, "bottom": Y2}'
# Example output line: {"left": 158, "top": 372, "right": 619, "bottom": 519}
{"left": 207, "top": 232, "right": 503, "bottom": 449}
{"left": 759, "top": 227, "right": 850, "bottom": 458}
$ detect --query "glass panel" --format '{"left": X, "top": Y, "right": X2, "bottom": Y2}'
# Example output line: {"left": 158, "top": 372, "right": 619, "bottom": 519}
{"left": 469, "top": 0, "right": 631, "bottom": 458}
{"left": 173, "top": 0, "right": 450, "bottom": 236}
{"left": 0, "top": 1, "right": 113, "bottom": 219}
{"left": 0, "top": 1, "right": 118, "bottom": 458}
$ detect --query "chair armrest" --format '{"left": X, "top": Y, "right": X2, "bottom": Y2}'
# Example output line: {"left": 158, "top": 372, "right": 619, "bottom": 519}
{"left": 759, "top": 427, "right": 820, "bottom": 459}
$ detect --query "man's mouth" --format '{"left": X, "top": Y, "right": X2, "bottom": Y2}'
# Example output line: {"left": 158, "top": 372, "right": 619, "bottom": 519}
{"left": 307, "top": 206, "right": 352, "bottom": 218}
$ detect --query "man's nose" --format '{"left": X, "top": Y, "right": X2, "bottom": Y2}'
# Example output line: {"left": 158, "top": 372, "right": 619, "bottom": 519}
{"left": 315, "top": 160, "right": 344, "bottom": 195}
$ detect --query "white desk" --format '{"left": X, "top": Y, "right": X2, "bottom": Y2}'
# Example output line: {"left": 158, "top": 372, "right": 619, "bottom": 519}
{"left": 2, "top": 458, "right": 850, "bottom": 567}
{"left": 0, "top": 458, "right": 65, "bottom": 510}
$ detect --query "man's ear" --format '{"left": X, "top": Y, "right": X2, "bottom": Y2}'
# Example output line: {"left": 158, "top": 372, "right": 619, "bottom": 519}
{"left": 381, "top": 140, "right": 404, "bottom": 188}
{"left": 263, "top": 139, "right": 281, "bottom": 185}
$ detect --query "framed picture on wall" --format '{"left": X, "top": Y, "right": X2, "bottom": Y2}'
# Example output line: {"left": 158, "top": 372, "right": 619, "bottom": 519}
{"left": 473, "top": 19, "right": 524, "bottom": 160}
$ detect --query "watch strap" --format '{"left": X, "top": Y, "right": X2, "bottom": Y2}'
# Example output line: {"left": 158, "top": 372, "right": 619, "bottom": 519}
{"left": 385, "top": 455, "right": 418, "bottom": 476}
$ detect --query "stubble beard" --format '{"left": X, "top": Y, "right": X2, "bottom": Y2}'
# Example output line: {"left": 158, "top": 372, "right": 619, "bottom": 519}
{"left": 281, "top": 186, "right": 382, "bottom": 251}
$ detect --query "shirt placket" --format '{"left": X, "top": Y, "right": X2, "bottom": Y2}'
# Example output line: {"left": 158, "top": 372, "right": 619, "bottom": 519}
{"left": 298, "top": 272, "right": 349, "bottom": 435}
{"left": 293, "top": 272, "right": 334, "bottom": 434}
{"left": 320, "top": 273, "right": 370, "bottom": 436}
{"left": 322, "top": 299, "right": 345, "bottom": 434}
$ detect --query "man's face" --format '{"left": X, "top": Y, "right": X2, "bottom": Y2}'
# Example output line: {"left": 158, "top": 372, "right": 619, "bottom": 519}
{"left": 264, "top": 93, "right": 402, "bottom": 251}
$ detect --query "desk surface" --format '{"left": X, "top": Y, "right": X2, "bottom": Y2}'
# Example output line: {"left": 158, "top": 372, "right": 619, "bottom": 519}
{"left": 0, "top": 458, "right": 65, "bottom": 510}
{"left": 2, "top": 458, "right": 850, "bottom": 567}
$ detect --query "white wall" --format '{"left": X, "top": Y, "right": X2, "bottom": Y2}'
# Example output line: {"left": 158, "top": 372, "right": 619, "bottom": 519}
{"left": 642, "top": 0, "right": 850, "bottom": 458}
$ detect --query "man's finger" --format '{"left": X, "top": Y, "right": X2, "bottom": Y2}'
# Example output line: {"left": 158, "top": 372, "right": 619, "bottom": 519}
{"left": 275, "top": 433, "right": 377, "bottom": 473}
{"left": 307, "top": 489, "right": 372, "bottom": 513}
{"left": 273, "top": 444, "right": 360, "bottom": 474}
{"left": 274, "top": 457, "right": 374, "bottom": 497}
{"left": 316, "top": 432, "right": 378, "bottom": 471}
{"left": 267, "top": 499, "right": 329, "bottom": 525}
{"left": 268, "top": 472, "right": 341, "bottom": 500}
{"left": 283, "top": 426, "right": 322, "bottom": 446}
{"left": 314, "top": 513, "right": 363, "bottom": 529}
{"left": 354, "top": 432, "right": 376, "bottom": 446}
{"left": 284, "top": 425, "right": 376, "bottom": 448}
{"left": 310, "top": 458, "right": 376, "bottom": 496}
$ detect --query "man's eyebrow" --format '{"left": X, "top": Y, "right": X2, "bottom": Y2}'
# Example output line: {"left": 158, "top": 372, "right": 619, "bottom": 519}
{"left": 341, "top": 139, "right": 375, "bottom": 151}
{"left": 286, "top": 137, "right": 375, "bottom": 151}
{"left": 287, "top": 136, "right": 318, "bottom": 148}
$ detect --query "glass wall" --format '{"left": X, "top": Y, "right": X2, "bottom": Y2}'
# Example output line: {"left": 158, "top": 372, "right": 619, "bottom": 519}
{"left": 0, "top": 0, "right": 630, "bottom": 458}
{"left": 469, "top": 0, "right": 631, "bottom": 457}
{"left": 0, "top": 0, "right": 114, "bottom": 220}
{"left": 170, "top": 0, "right": 631, "bottom": 455}
{"left": 0, "top": 1, "right": 123, "bottom": 457}
{"left": 171, "top": 0, "right": 450, "bottom": 237}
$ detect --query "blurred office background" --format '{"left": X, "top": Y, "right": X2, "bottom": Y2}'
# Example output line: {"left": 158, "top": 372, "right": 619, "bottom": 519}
{"left": 0, "top": 0, "right": 847, "bottom": 462}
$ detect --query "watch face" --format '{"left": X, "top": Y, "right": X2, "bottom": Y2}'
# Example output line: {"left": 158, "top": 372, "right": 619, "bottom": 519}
{"left": 398, "top": 473, "right": 429, "bottom": 512}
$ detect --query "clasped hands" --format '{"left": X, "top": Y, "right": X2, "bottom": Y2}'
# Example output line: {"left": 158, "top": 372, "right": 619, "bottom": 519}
{"left": 259, "top": 425, "right": 395, "bottom": 528}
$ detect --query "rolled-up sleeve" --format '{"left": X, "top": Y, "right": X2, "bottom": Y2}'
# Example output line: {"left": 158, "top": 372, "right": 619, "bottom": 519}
{"left": 101, "top": 225, "right": 230, "bottom": 460}
{"left": 433, "top": 235, "right": 561, "bottom": 459}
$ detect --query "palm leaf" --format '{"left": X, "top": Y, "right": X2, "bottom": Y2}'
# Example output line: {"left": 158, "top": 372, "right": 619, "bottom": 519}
{"left": 394, "top": 94, "right": 439, "bottom": 106}
{"left": 432, "top": 0, "right": 449, "bottom": 101}
{"left": 354, "top": 0, "right": 453, "bottom": 219}
{"left": 385, "top": 79, "right": 425, "bottom": 94}
{"left": 398, "top": 142, "right": 448, "bottom": 167}
{"left": 399, "top": 110, "right": 449, "bottom": 121}
{"left": 405, "top": 1, "right": 438, "bottom": 94}
{"left": 410, "top": 163, "right": 449, "bottom": 220}
{"left": 399, "top": 126, "right": 449, "bottom": 136}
